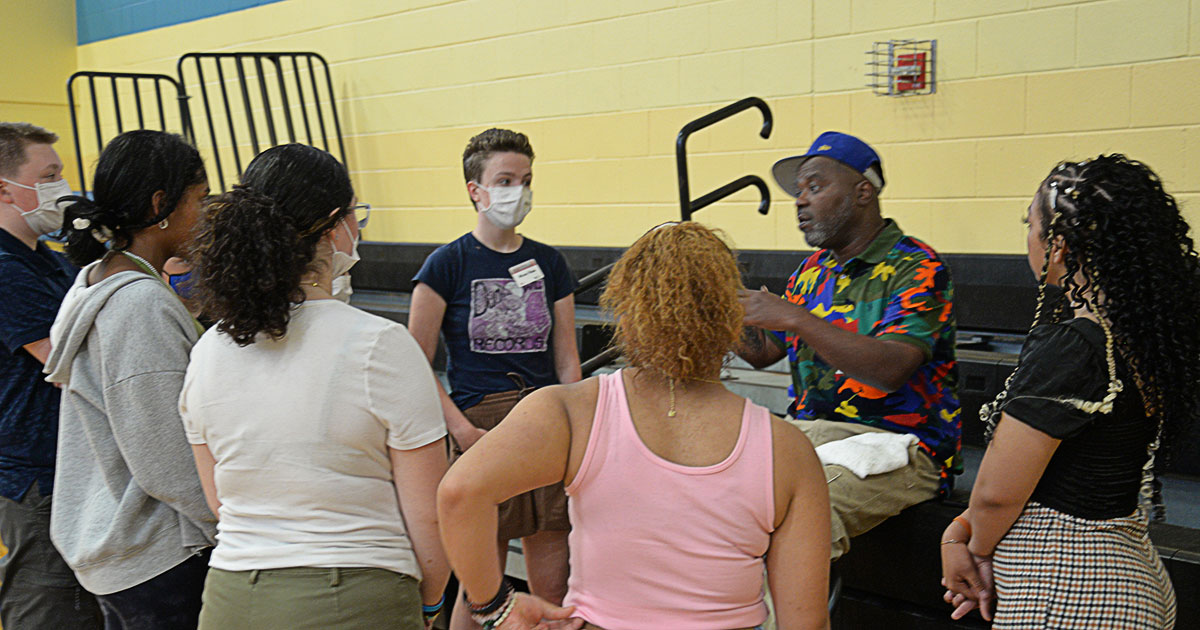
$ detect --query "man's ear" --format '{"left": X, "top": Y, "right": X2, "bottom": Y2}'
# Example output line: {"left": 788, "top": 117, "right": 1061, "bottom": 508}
{"left": 854, "top": 179, "right": 876, "bottom": 206}
{"left": 0, "top": 181, "right": 12, "bottom": 205}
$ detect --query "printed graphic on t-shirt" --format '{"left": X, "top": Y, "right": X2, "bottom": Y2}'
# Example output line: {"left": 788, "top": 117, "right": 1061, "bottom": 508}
{"left": 469, "top": 278, "right": 552, "bottom": 354}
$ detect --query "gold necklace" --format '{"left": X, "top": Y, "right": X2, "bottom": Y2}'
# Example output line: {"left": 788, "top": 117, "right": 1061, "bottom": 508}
{"left": 302, "top": 281, "right": 333, "bottom": 299}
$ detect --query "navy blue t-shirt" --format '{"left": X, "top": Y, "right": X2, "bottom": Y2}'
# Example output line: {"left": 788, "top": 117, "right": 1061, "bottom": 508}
{"left": 0, "top": 229, "right": 77, "bottom": 501}
{"left": 413, "top": 233, "right": 576, "bottom": 411}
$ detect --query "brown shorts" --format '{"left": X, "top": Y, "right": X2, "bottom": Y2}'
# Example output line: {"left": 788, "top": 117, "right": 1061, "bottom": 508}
{"left": 453, "top": 390, "right": 570, "bottom": 541}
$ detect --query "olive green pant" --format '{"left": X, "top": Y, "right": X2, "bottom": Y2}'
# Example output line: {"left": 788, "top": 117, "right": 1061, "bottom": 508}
{"left": 198, "top": 566, "right": 422, "bottom": 630}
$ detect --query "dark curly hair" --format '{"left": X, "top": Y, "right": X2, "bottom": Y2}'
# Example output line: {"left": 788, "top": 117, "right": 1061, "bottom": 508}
{"left": 600, "top": 222, "right": 743, "bottom": 383}
{"left": 58, "top": 130, "right": 205, "bottom": 266}
{"left": 1035, "top": 154, "right": 1200, "bottom": 514}
{"left": 190, "top": 144, "right": 353, "bottom": 346}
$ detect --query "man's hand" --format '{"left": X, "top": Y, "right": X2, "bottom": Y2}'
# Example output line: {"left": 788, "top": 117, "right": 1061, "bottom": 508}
{"left": 738, "top": 286, "right": 804, "bottom": 331}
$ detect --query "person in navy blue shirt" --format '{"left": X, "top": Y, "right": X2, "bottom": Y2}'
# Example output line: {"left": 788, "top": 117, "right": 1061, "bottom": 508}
{"left": 409, "top": 128, "right": 580, "bottom": 630}
{"left": 0, "top": 122, "right": 101, "bottom": 628}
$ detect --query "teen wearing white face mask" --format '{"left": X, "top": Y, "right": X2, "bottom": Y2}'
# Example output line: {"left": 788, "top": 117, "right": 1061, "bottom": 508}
{"left": 409, "top": 128, "right": 581, "bottom": 630}
{"left": 0, "top": 129, "right": 73, "bottom": 242}
{"left": 182, "top": 144, "right": 450, "bottom": 630}
{"left": 0, "top": 123, "right": 103, "bottom": 628}
{"left": 2, "top": 176, "right": 73, "bottom": 236}
{"left": 475, "top": 182, "right": 532, "bottom": 230}
{"left": 330, "top": 204, "right": 367, "bottom": 303}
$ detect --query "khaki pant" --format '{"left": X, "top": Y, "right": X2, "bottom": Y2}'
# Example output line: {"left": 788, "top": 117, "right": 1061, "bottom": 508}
{"left": 762, "top": 420, "right": 941, "bottom": 630}
{"left": 198, "top": 566, "right": 422, "bottom": 630}
{"left": 792, "top": 419, "right": 941, "bottom": 560}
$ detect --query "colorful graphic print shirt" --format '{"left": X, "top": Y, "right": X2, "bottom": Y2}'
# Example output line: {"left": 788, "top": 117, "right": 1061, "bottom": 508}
{"left": 779, "top": 220, "right": 961, "bottom": 479}
{"left": 413, "top": 233, "right": 577, "bottom": 411}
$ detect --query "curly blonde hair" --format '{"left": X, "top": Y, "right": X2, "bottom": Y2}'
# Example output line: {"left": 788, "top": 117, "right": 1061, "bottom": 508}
{"left": 600, "top": 222, "right": 744, "bottom": 382}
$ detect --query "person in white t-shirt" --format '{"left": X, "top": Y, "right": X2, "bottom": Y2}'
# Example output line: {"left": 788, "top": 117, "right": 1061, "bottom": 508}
{"left": 180, "top": 143, "right": 450, "bottom": 630}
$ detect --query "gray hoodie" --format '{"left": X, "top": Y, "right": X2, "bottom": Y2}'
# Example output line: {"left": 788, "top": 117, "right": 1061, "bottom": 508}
{"left": 44, "top": 265, "right": 216, "bottom": 595}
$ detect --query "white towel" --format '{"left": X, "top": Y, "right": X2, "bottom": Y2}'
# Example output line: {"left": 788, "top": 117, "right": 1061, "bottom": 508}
{"left": 815, "top": 431, "right": 918, "bottom": 479}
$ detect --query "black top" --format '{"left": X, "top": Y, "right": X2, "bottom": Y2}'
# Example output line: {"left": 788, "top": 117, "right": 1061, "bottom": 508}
{"left": 1002, "top": 318, "right": 1153, "bottom": 520}
{"left": 412, "top": 233, "right": 577, "bottom": 411}
{"left": 0, "top": 230, "right": 77, "bottom": 501}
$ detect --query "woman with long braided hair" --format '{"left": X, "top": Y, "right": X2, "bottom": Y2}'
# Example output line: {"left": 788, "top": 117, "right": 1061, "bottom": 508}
{"left": 939, "top": 155, "right": 1198, "bottom": 629}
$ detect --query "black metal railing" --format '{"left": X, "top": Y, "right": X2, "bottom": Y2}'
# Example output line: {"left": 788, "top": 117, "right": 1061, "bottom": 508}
{"left": 177, "top": 52, "right": 347, "bottom": 192}
{"left": 575, "top": 263, "right": 615, "bottom": 296}
{"left": 67, "top": 52, "right": 347, "bottom": 195}
{"left": 676, "top": 96, "right": 773, "bottom": 221}
{"left": 579, "top": 97, "right": 775, "bottom": 376}
{"left": 66, "top": 71, "right": 193, "bottom": 196}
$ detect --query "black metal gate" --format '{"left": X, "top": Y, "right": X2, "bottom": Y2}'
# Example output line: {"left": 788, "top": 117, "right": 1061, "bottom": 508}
{"left": 65, "top": 71, "right": 192, "bottom": 196}
{"left": 177, "top": 52, "right": 347, "bottom": 192}
{"left": 67, "top": 51, "right": 346, "bottom": 194}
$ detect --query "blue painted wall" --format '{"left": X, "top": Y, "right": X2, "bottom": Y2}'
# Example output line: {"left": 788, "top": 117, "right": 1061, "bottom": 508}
{"left": 76, "top": 0, "right": 286, "bottom": 45}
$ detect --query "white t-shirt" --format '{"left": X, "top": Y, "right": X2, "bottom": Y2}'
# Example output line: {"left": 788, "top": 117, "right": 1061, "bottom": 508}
{"left": 180, "top": 300, "right": 445, "bottom": 576}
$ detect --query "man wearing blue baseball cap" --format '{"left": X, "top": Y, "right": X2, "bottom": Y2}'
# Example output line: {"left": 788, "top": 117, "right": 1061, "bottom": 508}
{"left": 738, "top": 131, "right": 960, "bottom": 560}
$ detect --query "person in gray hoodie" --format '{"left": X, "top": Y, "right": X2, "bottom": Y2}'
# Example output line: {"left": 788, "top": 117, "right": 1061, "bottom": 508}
{"left": 43, "top": 130, "right": 216, "bottom": 629}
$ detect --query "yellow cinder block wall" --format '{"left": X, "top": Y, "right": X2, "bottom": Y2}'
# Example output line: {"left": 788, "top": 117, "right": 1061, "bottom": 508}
{"left": 72, "top": 0, "right": 1200, "bottom": 254}
{"left": 0, "top": 0, "right": 78, "bottom": 184}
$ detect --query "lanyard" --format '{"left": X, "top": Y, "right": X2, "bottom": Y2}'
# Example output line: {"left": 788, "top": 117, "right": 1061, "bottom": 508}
{"left": 122, "top": 254, "right": 206, "bottom": 337}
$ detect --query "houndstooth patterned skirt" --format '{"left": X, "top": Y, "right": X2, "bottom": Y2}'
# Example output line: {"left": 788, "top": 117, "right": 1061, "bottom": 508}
{"left": 992, "top": 502, "right": 1176, "bottom": 629}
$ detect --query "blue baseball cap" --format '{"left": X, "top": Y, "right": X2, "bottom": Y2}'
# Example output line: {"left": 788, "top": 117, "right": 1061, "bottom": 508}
{"left": 771, "top": 131, "right": 885, "bottom": 197}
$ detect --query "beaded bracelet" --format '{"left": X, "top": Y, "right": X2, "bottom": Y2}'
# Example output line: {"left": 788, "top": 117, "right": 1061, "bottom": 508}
{"left": 482, "top": 595, "right": 517, "bottom": 630}
{"left": 467, "top": 578, "right": 515, "bottom": 625}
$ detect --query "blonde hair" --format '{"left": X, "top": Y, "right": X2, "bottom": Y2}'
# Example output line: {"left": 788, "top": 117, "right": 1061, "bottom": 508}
{"left": 600, "top": 222, "right": 743, "bottom": 382}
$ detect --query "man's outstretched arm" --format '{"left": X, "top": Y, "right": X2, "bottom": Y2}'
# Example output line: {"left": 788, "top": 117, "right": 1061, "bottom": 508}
{"left": 739, "top": 288, "right": 923, "bottom": 392}
{"left": 736, "top": 325, "right": 786, "bottom": 369}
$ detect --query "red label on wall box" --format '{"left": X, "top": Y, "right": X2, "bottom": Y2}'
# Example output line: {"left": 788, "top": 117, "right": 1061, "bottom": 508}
{"left": 895, "top": 52, "right": 926, "bottom": 91}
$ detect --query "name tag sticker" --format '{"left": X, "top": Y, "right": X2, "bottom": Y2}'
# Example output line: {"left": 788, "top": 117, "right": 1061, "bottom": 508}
{"left": 509, "top": 259, "right": 545, "bottom": 287}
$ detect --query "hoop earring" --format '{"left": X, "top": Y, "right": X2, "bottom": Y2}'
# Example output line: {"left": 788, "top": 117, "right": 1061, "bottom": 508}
{"left": 158, "top": 218, "right": 170, "bottom": 230}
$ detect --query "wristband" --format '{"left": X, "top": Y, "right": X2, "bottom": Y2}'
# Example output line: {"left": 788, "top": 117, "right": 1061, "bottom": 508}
{"left": 422, "top": 594, "right": 444, "bottom": 620}
{"left": 952, "top": 515, "right": 972, "bottom": 539}
{"left": 466, "top": 577, "right": 514, "bottom": 621}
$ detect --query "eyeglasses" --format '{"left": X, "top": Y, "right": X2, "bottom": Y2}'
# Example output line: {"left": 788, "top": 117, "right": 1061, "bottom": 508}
{"left": 351, "top": 203, "right": 371, "bottom": 229}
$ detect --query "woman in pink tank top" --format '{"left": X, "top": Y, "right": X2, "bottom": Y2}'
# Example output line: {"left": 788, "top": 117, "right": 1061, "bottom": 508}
{"left": 439, "top": 222, "right": 831, "bottom": 630}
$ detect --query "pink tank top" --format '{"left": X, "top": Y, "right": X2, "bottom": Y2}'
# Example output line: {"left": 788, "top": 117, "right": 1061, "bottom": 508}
{"left": 563, "top": 370, "right": 775, "bottom": 629}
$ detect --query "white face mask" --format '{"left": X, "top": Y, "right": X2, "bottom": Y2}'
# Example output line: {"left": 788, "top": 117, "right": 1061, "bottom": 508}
{"left": 331, "top": 274, "right": 353, "bottom": 304}
{"left": 476, "top": 183, "right": 532, "bottom": 230}
{"left": 330, "top": 218, "right": 360, "bottom": 279}
{"left": 3, "top": 177, "right": 72, "bottom": 236}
